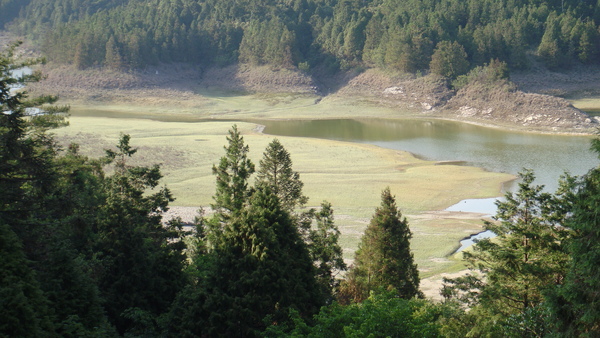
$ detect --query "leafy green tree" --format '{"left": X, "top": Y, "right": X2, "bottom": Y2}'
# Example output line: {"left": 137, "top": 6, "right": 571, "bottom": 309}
{"left": 442, "top": 170, "right": 571, "bottom": 336}
{"left": 264, "top": 292, "right": 449, "bottom": 337}
{"left": 256, "top": 138, "right": 308, "bottom": 212}
{"left": 211, "top": 125, "right": 255, "bottom": 218}
{"left": 340, "top": 187, "right": 421, "bottom": 303}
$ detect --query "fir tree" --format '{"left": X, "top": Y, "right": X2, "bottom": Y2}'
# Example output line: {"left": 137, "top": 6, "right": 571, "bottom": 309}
{"left": 341, "top": 188, "right": 421, "bottom": 303}
{"left": 96, "top": 134, "right": 186, "bottom": 334}
{"left": 548, "top": 141, "right": 600, "bottom": 336}
{"left": 442, "top": 170, "right": 572, "bottom": 336}
{"left": 202, "top": 186, "right": 322, "bottom": 336}
{"left": 256, "top": 138, "right": 307, "bottom": 212}
{"left": 308, "top": 201, "right": 347, "bottom": 302}
{"left": 211, "top": 125, "right": 255, "bottom": 218}
{"left": 0, "top": 222, "right": 54, "bottom": 336}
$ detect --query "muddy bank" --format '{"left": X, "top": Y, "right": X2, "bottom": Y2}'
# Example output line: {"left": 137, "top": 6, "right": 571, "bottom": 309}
{"left": 21, "top": 60, "right": 598, "bottom": 134}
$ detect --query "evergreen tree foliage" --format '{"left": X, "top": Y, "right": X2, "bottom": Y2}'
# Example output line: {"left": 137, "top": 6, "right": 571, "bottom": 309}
{"left": 307, "top": 201, "right": 347, "bottom": 302}
{"left": 196, "top": 186, "right": 322, "bottom": 336}
{"left": 4, "top": 0, "right": 599, "bottom": 71}
{"left": 211, "top": 125, "right": 255, "bottom": 218}
{"left": 0, "top": 222, "right": 54, "bottom": 337}
{"left": 0, "top": 41, "right": 111, "bottom": 336}
{"left": 264, "top": 292, "right": 451, "bottom": 337}
{"left": 442, "top": 170, "right": 572, "bottom": 336}
{"left": 256, "top": 138, "right": 308, "bottom": 212}
{"left": 95, "top": 134, "right": 187, "bottom": 334}
{"left": 547, "top": 141, "right": 600, "bottom": 336}
{"left": 429, "top": 40, "right": 470, "bottom": 79}
{"left": 256, "top": 139, "right": 346, "bottom": 301}
{"left": 340, "top": 187, "right": 421, "bottom": 303}
{"left": 104, "top": 35, "right": 124, "bottom": 70}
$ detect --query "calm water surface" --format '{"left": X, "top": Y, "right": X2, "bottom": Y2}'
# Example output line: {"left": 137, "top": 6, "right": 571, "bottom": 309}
{"left": 259, "top": 118, "right": 597, "bottom": 193}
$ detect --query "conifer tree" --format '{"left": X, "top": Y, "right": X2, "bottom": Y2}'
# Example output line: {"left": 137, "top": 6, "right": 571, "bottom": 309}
{"left": 341, "top": 188, "right": 421, "bottom": 303}
{"left": 104, "top": 35, "right": 123, "bottom": 70}
{"left": 211, "top": 125, "right": 255, "bottom": 218}
{"left": 202, "top": 186, "right": 322, "bottom": 336}
{"left": 548, "top": 141, "right": 600, "bottom": 336}
{"left": 256, "top": 138, "right": 307, "bottom": 212}
{"left": 0, "top": 222, "right": 54, "bottom": 336}
{"left": 442, "top": 170, "right": 572, "bottom": 336}
{"left": 308, "top": 201, "right": 347, "bottom": 302}
{"left": 429, "top": 41, "right": 470, "bottom": 79}
{"left": 95, "top": 134, "right": 186, "bottom": 334}
{"left": 0, "top": 41, "right": 108, "bottom": 335}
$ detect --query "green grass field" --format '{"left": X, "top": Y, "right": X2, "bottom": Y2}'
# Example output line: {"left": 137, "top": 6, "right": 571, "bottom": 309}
{"left": 52, "top": 91, "right": 516, "bottom": 298}
{"left": 571, "top": 97, "right": 600, "bottom": 116}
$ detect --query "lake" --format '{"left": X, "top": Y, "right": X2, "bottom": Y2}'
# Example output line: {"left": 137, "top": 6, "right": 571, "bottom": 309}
{"left": 258, "top": 118, "right": 596, "bottom": 193}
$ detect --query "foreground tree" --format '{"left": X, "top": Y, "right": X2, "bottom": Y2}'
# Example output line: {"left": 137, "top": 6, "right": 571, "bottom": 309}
{"left": 95, "top": 134, "right": 187, "bottom": 334}
{"left": 340, "top": 188, "right": 421, "bottom": 303}
{"left": 0, "top": 42, "right": 110, "bottom": 336}
{"left": 442, "top": 170, "right": 571, "bottom": 336}
{"left": 257, "top": 139, "right": 346, "bottom": 300}
{"left": 547, "top": 141, "right": 600, "bottom": 336}
{"left": 307, "top": 202, "right": 347, "bottom": 302}
{"left": 181, "top": 186, "right": 322, "bottom": 336}
{"left": 264, "top": 291, "right": 452, "bottom": 337}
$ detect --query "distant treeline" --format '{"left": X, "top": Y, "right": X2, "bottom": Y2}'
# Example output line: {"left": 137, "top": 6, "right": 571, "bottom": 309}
{"left": 1, "top": 0, "right": 599, "bottom": 73}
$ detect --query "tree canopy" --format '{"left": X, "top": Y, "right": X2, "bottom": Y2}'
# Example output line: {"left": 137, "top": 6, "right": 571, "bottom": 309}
{"left": 1, "top": 0, "right": 599, "bottom": 73}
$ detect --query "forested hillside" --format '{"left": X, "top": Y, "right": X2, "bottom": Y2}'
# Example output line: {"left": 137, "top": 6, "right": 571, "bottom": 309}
{"left": 0, "top": 0, "right": 599, "bottom": 75}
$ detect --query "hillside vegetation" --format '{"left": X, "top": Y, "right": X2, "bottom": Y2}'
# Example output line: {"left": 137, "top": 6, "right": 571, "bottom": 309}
{"left": 0, "top": 0, "right": 598, "bottom": 75}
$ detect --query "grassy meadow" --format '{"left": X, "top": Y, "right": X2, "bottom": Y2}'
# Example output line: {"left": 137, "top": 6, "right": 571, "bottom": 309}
{"left": 53, "top": 93, "right": 514, "bottom": 298}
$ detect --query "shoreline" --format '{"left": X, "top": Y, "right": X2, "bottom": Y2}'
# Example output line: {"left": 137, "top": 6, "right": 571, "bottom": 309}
{"left": 19, "top": 59, "right": 597, "bottom": 136}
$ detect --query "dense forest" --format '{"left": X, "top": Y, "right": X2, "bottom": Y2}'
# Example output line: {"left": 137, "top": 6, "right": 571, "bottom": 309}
{"left": 0, "top": 0, "right": 599, "bottom": 75}
{"left": 3, "top": 41, "right": 600, "bottom": 336}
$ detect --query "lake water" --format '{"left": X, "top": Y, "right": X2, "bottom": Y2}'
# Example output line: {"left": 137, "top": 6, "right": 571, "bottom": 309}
{"left": 455, "top": 230, "right": 497, "bottom": 253}
{"left": 258, "top": 118, "right": 597, "bottom": 251}
{"left": 258, "top": 118, "right": 596, "bottom": 193}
